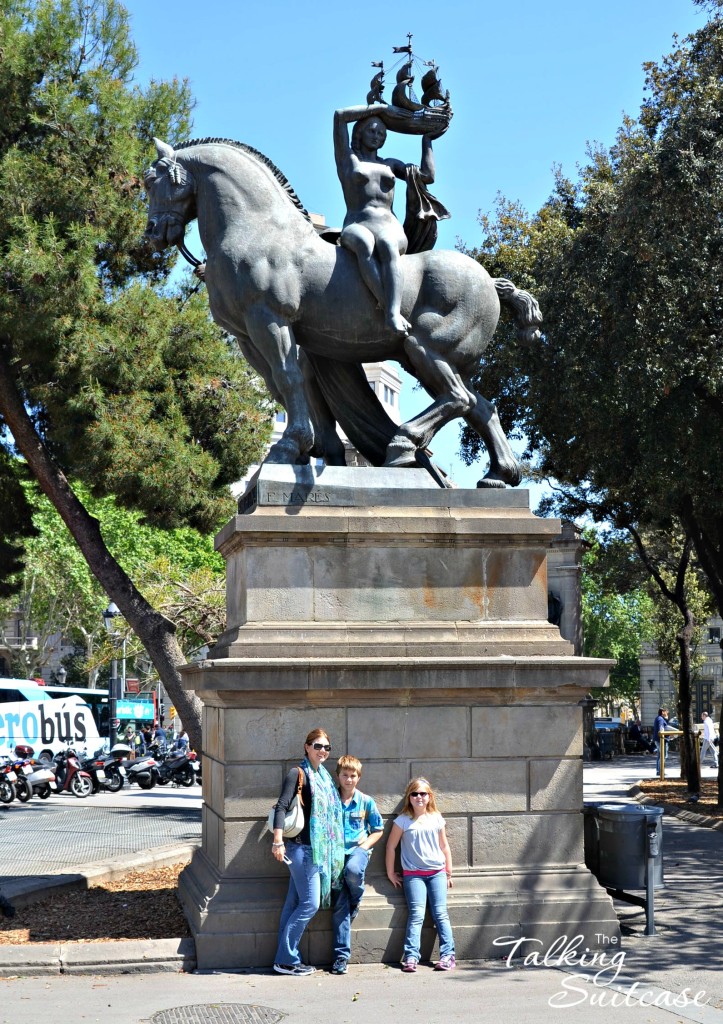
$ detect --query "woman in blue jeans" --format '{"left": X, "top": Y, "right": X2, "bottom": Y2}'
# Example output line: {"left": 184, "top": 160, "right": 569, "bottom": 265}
{"left": 385, "top": 777, "right": 455, "bottom": 973}
{"left": 271, "top": 728, "right": 344, "bottom": 975}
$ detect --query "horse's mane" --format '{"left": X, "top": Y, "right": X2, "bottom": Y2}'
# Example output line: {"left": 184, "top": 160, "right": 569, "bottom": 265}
{"left": 174, "top": 138, "right": 311, "bottom": 221}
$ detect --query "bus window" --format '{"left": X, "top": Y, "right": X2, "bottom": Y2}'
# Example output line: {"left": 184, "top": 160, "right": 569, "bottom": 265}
{"left": 0, "top": 680, "right": 52, "bottom": 704}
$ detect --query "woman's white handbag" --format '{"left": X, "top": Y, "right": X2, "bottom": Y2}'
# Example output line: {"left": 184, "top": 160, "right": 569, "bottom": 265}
{"left": 267, "top": 766, "right": 305, "bottom": 837}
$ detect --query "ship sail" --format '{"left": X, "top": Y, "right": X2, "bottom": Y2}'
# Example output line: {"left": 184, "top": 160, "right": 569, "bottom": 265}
{"left": 420, "top": 67, "right": 448, "bottom": 106}
{"left": 390, "top": 62, "right": 424, "bottom": 112}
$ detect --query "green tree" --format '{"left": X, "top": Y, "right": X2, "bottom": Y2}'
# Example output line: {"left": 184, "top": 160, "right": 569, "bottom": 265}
{"left": 581, "top": 532, "right": 654, "bottom": 716}
{"left": 0, "top": 482, "right": 226, "bottom": 682}
{"left": 460, "top": 3, "right": 723, "bottom": 797}
{"left": 0, "top": 1, "right": 271, "bottom": 749}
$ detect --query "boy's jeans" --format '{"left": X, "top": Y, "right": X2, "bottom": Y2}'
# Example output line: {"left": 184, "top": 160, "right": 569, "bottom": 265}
{"left": 332, "top": 846, "right": 370, "bottom": 960}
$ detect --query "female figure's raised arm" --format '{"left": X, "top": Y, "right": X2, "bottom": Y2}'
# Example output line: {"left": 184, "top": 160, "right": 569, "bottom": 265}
{"left": 419, "top": 135, "right": 436, "bottom": 185}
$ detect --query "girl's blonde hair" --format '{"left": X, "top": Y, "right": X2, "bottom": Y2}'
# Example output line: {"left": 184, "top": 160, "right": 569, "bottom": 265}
{"left": 400, "top": 777, "right": 439, "bottom": 817}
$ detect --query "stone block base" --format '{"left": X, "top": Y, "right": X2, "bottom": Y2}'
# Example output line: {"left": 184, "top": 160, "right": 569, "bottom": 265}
{"left": 179, "top": 850, "right": 619, "bottom": 970}
{"left": 179, "top": 471, "right": 619, "bottom": 969}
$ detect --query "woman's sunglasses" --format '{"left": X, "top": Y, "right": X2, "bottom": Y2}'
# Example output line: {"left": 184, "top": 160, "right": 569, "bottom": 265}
{"left": 311, "top": 742, "right": 331, "bottom": 751}
{"left": 410, "top": 791, "right": 429, "bottom": 797}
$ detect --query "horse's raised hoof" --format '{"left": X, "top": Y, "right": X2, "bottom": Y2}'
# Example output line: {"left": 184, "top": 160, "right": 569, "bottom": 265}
{"left": 383, "top": 435, "right": 418, "bottom": 468}
{"left": 476, "top": 476, "right": 508, "bottom": 489}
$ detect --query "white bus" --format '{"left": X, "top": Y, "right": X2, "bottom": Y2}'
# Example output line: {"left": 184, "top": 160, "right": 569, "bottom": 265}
{"left": 0, "top": 679, "right": 103, "bottom": 759}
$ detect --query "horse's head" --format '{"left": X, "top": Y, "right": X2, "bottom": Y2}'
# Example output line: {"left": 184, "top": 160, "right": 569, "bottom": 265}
{"left": 143, "top": 138, "right": 196, "bottom": 251}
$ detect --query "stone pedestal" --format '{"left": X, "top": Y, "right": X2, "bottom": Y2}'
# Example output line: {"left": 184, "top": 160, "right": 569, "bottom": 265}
{"left": 179, "top": 467, "right": 619, "bottom": 969}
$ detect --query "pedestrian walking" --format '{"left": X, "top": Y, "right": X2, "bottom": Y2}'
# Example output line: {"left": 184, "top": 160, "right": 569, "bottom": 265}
{"left": 271, "top": 728, "right": 344, "bottom": 976}
{"left": 653, "top": 707, "right": 669, "bottom": 774}
{"left": 700, "top": 711, "right": 719, "bottom": 768}
{"left": 330, "top": 755, "right": 384, "bottom": 975}
{"left": 385, "top": 777, "right": 455, "bottom": 973}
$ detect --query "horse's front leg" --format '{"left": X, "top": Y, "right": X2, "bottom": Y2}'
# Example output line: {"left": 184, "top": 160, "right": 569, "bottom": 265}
{"left": 244, "top": 306, "right": 314, "bottom": 464}
{"left": 383, "top": 331, "right": 474, "bottom": 467}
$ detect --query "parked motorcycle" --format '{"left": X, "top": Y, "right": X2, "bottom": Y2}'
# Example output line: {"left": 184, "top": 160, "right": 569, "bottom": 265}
{"left": 11, "top": 745, "right": 57, "bottom": 801}
{"left": 53, "top": 748, "right": 94, "bottom": 798}
{"left": 79, "top": 750, "right": 126, "bottom": 793}
{"left": 110, "top": 744, "right": 159, "bottom": 790}
{"left": 0, "top": 758, "right": 18, "bottom": 804}
{"left": 153, "top": 746, "right": 200, "bottom": 787}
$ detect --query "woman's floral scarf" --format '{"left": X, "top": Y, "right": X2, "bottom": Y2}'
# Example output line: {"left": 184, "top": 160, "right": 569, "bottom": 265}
{"left": 302, "top": 757, "right": 344, "bottom": 908}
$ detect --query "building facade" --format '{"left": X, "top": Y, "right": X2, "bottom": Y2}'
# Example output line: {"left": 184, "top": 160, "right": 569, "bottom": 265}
{"left": 639, "top": 615, "right": 723, "bottom": 726}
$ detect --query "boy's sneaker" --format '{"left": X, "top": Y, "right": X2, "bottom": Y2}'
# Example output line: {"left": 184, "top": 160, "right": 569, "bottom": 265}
{"left": 434, "top": 955, "right": 456, "bottom": 972}
{"left": 332, "top": 957, "right": 348, "bottom": 975}
{"left": 401, "top": 957, "right": 418, "bottom": 973}
{"left": 273, "top": 963, "right": 316, "bottom": 976}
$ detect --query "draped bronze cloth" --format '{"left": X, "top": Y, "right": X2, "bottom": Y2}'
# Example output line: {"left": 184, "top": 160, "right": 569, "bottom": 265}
{"left": 403, "top": 165, "right": 451, "bottom": 254}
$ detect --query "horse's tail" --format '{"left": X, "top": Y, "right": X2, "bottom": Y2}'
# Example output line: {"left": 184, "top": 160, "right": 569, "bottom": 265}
{"left": 494, "top": 278, "right": 543, "bottom": 345}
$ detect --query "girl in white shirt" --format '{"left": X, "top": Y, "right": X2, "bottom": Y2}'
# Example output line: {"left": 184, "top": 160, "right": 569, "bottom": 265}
{"left": 385, "top": 777, "right": 455, "bottom": 973}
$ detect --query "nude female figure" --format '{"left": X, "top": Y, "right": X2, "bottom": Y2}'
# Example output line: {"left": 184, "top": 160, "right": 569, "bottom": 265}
{"left": 334, "top": 104, "right": 437, "bottom": 337}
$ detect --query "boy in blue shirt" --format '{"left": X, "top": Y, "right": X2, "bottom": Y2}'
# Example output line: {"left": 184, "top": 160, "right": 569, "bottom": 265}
{"left": 331, "top": 755, "right": 384, "bottom": 975}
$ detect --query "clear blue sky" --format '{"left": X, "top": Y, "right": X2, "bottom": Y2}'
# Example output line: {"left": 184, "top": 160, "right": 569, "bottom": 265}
{"left": 125, "top": 0, "right": 706, "bottom": 491}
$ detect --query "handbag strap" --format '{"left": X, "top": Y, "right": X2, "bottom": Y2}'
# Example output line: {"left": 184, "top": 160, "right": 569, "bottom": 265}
{"left": 296, "top": 766, "right": 304, "bottom": 806}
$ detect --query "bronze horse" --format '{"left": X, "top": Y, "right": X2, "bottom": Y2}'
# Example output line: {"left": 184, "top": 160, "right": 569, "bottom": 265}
{"left": 144, "top": 137, "right": 541, "bottom": 485}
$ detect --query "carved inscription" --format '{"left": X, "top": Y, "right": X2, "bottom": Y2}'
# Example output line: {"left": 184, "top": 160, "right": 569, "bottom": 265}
{"left": 262, "top": 489, "right": 331, "bottom": 505}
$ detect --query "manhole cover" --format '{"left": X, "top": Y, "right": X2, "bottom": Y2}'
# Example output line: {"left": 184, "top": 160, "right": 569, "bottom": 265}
{"left": 150, "top": 1006, "right": 287, "bottom": 1024}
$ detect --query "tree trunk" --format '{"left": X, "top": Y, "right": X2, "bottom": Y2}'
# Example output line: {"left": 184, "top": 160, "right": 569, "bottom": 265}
{"left": 677, "top": 615, "right": 700, "bottom": 797}
{"left": 0, "top": 351, "right": 203, "bottom": 752}
{"left": 718, "top": 691, "right": 723, "bottom": 809}
{"left": 682, "top": 501, "right": 723, "bottom": 621}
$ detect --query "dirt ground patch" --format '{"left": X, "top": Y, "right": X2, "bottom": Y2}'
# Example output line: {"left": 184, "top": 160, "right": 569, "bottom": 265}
{"left": 0, "top": 862, "right": 191, "bottom": 945}
{"left": 638, "top": 777, "right": 723, "bottom": 820}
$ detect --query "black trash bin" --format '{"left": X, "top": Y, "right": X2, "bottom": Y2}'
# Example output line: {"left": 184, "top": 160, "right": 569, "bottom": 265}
{"left": 595, "top": 804, "right": 664, "bottom": 890}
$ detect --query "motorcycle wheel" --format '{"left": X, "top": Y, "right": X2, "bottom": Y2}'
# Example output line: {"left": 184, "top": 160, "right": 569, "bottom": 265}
{"left": 37, "top": 784, "right": 52, "bottom": 799}
{"left": 180, "top": 766, "right": 195, "bottom": 787}
{"left": 14, "top": 776, "right": 31, "bottom": 803}
{"left": 0, "top": 779, "right": 14, "bottom": 804}
{"left": 70, "top": 774, "right": 92, "bottom": 798}
{"left": 137, "top": 776, "right": 156, "bottom": 790}
{"left": 104, "top": 768, "right": 124, "bottom": 793}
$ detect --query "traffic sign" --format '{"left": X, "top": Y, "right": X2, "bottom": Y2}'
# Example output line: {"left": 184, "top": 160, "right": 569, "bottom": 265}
{"left": 169, "top": 706, "right": 176, "bottom": 719}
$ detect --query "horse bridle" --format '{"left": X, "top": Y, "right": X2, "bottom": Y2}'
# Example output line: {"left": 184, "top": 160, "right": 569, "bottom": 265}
{"left": 178, "top": 241, "right": 202, "bottom": 269}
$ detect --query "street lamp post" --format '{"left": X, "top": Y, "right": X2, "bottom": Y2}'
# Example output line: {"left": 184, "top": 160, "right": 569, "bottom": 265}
{"left": 102, "top": 602, "right": 122, "bottom": 750}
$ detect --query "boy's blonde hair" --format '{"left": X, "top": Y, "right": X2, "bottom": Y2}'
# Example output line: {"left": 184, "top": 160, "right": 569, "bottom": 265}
{"left": 336, "top": 754, "right": 363, "bottom": 776}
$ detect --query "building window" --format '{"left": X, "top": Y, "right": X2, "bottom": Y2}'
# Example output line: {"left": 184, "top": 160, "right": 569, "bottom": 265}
{"left": 275, "top": 410, "right": 287, "bottom": 423}
{"left": 709, "top": 627, "right": 721, "bottom": 643}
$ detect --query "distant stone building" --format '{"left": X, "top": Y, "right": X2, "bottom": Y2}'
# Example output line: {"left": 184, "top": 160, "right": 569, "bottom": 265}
{"left": 639, "top": 615, "right": 723, "bottom": 726}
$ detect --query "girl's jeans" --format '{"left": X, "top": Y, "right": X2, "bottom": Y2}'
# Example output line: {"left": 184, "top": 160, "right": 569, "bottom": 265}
{"left": 402, "top": 870, "right": 455, "bottom": 961}
{"left": 274, "top": 842, "right": 320, "bottom": 966}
